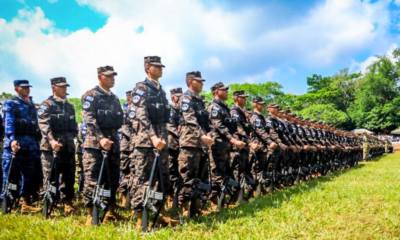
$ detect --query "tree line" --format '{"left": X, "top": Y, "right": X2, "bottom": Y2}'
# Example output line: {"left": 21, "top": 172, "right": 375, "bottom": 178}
{"left": 2, "top": 49, "right": 400, "bottom": 132}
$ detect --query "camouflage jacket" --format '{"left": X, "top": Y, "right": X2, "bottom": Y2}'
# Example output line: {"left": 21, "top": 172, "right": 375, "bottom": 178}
{"left": 130, "top": 78, "right": 169, "bottom": 149}
{"left": 167, "top": 103, "right": 180, "bottom": 150}
{"left": 207, "top": 99, "right": 234, "bottom": 149}
{"left": 179, "top": 90, "right": 213, "bottom": 148}
{"left": 81, "top": 86, "right": 122, "bottom": 152}
{"left": 38, "top": 96, "right": 77, "bottom": 152}
{"left": 249, "top": 111, "right": 273, "bottom": 152}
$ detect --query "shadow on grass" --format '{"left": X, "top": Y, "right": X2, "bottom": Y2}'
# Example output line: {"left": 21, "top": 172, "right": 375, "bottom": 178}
{"left": 190, "top": 163, "right": 366, "bottom": 227}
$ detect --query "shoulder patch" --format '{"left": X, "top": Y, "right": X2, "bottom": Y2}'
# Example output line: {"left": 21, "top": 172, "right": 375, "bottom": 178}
{"left": 181, "top": 103, "right": 189, "bottom": 111}
{"left": 233, "top": 113, "right": 239, "bottom": 119}
{"left": 132, "top": 95, "right": 141, "bottom": 104}
{"left": 128, "top": 111, "right": 136, "bottom": 119}
{"left": 212, "top": 106, "right": 220, "bottom": 111}
{"left": 135, "top": 89, "right": 144, "bottom": 96}
{"left": 38, "top": 109, "right": 45, "bottom": 116}
{"left": 40, "top": 105, "right": 48, "bottom": 110}
{"left": 211, "top": 110, "right": 218, "bottom": 117}
{"left": 82, "top": 101, "right": 91, "bottom": 109}
{"left": 85, "top": 96, "right": 94, "bottom": 102}
{"left": 255, "top": 118, "right": 261, "bottom": 127}
{"left": 182, "top": 98, "right": 190, "bottom": 103}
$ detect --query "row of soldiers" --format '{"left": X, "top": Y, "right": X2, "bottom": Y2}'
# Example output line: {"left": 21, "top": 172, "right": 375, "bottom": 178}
{"left": 0, "top": 56, "right": 390, "bottom": 231}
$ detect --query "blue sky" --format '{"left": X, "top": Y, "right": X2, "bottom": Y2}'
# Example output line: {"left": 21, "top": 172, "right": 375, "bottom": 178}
{"left": 1, "top": 0, "right": 400, "bottom": 102}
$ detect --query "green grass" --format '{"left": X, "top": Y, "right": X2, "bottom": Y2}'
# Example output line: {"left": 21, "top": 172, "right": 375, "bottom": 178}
{"left": 1, "top": 153, "right": 400, "bottom": 239}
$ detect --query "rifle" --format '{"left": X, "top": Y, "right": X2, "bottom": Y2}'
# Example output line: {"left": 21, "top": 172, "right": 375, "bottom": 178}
{"left": 140, "top": 149, "right": 166, "bottom": 231}
{"left": 187, "top": 147, "right": 212, "bottom": 218}
{"left": 42, "top": 147, "right": 61, "bottom": 219}
{"left": 217, "top": 152, "right": 239, "bottom": 210}
{"left": 171, "top": 177, "right": 182, "bottom": 209}
{"left": 91, "top": 147, "right": 112, "bottom": 225}
{"left": 124, "top": 174, "right": 133, "bottom": 209}
{"left": 2, "top": 152, "right": 20, "bottom": 215}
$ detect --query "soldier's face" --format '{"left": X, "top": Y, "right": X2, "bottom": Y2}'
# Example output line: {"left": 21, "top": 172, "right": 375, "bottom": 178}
{"left": 191, "top": 79, "right": 203, "bottom": 93}
{"left": 127, "top": 97, "right": 132, "bottom": 104}
{"left": 99, "top": 74, "right": 115, "bottom": 88}
{"left": 52, "top": 85, "right": 67, "bottom": 99}
{"left": 237, "top": 96, "right": 247, "bottom": 107}
{"left": 15, "top": 86, "right": 30, "bottom": 97}
{"left": 217, "top": 89, "right": 228, "bottom": 101}
{"left": 148, "top": 65, "right": 163, "bottom": 79}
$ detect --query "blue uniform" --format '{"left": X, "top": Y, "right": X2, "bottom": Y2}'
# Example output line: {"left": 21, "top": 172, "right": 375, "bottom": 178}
{"left": 1, "top": 96, "right": 42, "bottom": 198}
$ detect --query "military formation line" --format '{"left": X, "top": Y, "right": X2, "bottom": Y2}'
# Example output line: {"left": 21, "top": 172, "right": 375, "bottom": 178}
{"left": 0, "top": 56, "right": 393, "bottom": 231}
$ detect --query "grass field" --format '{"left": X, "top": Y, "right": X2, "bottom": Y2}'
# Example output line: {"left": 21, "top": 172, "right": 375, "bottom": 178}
{"left": 1, "top": 153, "right": 400, "bottom": 239}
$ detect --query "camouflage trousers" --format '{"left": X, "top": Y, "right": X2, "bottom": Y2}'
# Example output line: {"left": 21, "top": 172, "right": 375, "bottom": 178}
{"left": 230, "top": 147, "right": 249, "bottom": 182}
{"left": 131, "top": 147, "right": 170, "bottom": 212}
{"left": 41, "top": 151, "right": 75, "bottom": 200}
{"left": 119, "top": 151, "right": 132, "bottom": 195}
{"left": 178, "top": 147, "right": 203, "bottom": 202}
{"left": 168, "top": 148, "right": 180, "bottom": 196}
{"left": 209, "top": 147, "right": 231, "bottom": 199}
{"left": 75, "top": 152, "right": 83, "bottom": 186}
{"left": 82, "top": 148, "right": 120, "bottom": 207}
{"left": 249, "top": 150, "right": 267, "bottom": 182}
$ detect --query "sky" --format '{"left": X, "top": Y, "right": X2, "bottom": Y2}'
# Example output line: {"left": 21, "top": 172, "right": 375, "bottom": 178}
{"left": 1, "top": 0, "right": 400, "bottom": 102}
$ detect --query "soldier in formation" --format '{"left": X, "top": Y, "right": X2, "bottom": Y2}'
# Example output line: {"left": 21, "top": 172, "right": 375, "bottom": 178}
{"left": 0, "top": 58, "right": 391, "bottom": 231}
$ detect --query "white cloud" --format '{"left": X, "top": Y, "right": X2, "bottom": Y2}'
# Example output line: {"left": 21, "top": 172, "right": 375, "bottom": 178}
{"left": 244, "top": 67, "right": 279, "bottom": 84}
{"left": 203, "top": 56, "right": 221, "bottom": 69}
{"left": 0, "top": 0, "right": 398, "bottom": 101}
{"left": 349, "top": 43, "right": 398, "bottom": 73}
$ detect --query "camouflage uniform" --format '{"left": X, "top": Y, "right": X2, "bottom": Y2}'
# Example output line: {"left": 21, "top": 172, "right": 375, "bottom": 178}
{"left": 167, "top": 88, "right": 182, "bottom": 198}
{"left": 178, "top": 72, "right": 212, "bottom": 202}
{"left": 81, "top": 71, "right": 123, "bottom": 206}
{"left": 230, "top": 93, "right": 251, "bottom": 187}
{"left": 75, "top": 123, "right": 84, "bottom": 189}
{"left": 207, "top": 82, "right": 236, "bottom": 200}
{"left": 130, "top": 57, "right": 171, "bottom": 211}
{"left": 119, "top": 92, "right": 134, "bottom": 196}
{"left": 38, "top": 80, "right": 77, "bottom": 201}
{"left": 248, "top": 104, "right": 274, "bottom": 184}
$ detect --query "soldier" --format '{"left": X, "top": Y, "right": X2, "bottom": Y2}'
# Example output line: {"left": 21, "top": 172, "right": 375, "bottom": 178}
{"left": 0, "top": 103, "right": 4, "bottom": 191}
{"left": 1, "top": 80, "right": 42, "bottom": 213}
{"left": 167, "top": 88, "right": 182, "bottom": 207}
{"left": 130, "top": 56, "right": 178, "bottom": 228}
{"left": 230, "top": 91, "right": 257, "bottom": 203}
{"left": 119, "top": 91, "right": 133, "bottom": 207}
{"left": 81, "top": 66, "right": 124, "bottom": 225}
{"left": 248, "top": 97, "right": 276, "bottom": 196}
{"left": 38, "top": 77, "right": 77, "bottom": 214}
{"left": 178, "top": 71, "right": 214, "bottom": 216}
{"left": 207, "top": 82, "right": 246, "bottom": 210}
{"left": 277, "top": 109, "right": 299, "bottom": 186}
{"left": 266, "top": 103, "right": 289, "bottom": 190}
{"left": 75, "top": 122, "right": 84, "bottom": 193}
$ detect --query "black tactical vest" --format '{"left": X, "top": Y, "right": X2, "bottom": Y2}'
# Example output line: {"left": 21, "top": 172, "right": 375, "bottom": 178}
{"left": 142, "top": 80, "right": 170, "bottom": 125}
{"left": 94, "top": 87, "right": 123, "bottom": 130}
{"left": 48, "top": 96, "right": 77, "bottom": 132}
